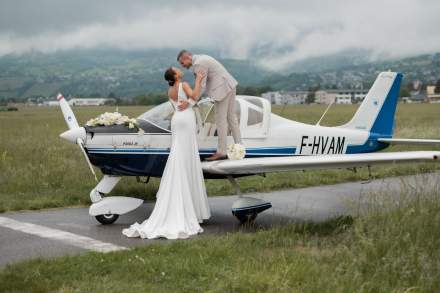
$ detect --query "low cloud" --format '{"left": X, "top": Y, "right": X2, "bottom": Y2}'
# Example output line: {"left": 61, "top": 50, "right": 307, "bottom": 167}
{"left": 0, "top": 0, "right": 439, "bottom": 70}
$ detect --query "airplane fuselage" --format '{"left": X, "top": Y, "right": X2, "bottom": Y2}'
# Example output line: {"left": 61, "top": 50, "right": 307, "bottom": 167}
{"left": 85, "top": 112, "right": 389, "bottom": 178}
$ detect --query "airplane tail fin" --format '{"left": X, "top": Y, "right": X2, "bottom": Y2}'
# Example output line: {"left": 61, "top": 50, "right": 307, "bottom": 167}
{"left": 341, "top": 72, "right": 403, "bottom": 137}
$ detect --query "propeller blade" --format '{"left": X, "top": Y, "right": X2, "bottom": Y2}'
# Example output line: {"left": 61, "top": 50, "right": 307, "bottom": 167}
{"left": 76, "top": 138, "right": 98, "bottom": 182}
{"left": 58, "top": 93, "right": 79, "bottom": 130}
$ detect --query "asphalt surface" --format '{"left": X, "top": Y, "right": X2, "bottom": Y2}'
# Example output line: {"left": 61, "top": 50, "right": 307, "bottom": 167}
{"left": 0, "top": 173, "right": 438, "bottom": 267}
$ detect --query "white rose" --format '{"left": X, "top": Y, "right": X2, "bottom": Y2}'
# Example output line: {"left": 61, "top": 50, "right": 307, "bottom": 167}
{"left": 85, "top": 111, "right": 140, "bottom": 128}
{"left": 227, "top": 143, "right": 246, "bottom": 160}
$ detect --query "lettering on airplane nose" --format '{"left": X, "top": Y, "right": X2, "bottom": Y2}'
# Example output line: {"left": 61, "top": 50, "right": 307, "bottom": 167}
{"left": 299, "top": 135, "right": 346, "bottom": 155}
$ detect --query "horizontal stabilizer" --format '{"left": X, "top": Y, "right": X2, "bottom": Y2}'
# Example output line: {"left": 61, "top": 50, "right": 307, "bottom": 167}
{"left": 202, "top": 151, "right": 440, "bottom": 175}
{"left": 378, "top": 138, "right": 440, "bottom": 145}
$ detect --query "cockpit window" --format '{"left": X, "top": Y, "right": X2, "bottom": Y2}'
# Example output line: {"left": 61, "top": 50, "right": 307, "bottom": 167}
{"left": 242, "top": 96, "right": 263, "bottom": 109}
{"left": 137, "top": 101, "right": 174, "bottom": 132}
{"left": 247, "top": 107, "right": 263, "bottom": 126}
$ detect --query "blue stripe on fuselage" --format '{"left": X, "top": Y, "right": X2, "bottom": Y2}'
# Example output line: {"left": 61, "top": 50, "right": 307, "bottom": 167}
{"left": 87, "top": 147, "right": 296, "bottom": 177}
{"left": 87, "top": 146, "right": 297, "bottom": 156}
{"left": 346, "top": 133, "right": 389, "bottom": 154}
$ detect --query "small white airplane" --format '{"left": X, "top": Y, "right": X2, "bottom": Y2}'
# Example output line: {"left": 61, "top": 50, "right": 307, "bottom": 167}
{"left": 58, "top": 72, "right": 440, "bottom": 224}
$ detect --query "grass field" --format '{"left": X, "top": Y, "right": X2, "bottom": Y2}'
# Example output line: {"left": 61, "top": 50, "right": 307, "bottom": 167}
{"left": 0, "top": 103, "right": 439, "bottom": 212}
{"left": 1, "top": 180, "right": 439, "bottom": 292}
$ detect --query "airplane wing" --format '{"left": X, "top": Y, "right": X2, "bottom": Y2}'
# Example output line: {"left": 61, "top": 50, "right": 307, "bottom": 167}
{"left": 378, "top": 138, "right": 440, "bottom": 145}
{"left": 201, "top": 151, "right": 440, "bottom": 175}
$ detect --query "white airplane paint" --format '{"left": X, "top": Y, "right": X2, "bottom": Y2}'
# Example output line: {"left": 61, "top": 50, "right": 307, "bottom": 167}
{"left": 58, "top": 72, "right": 440, "bottom": 224}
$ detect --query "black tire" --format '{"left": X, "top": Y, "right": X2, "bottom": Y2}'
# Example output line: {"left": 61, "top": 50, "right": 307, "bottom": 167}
{"left": 95, "top": 214, "right": 119, "bottom": 225}
{"left": 235, "top": 211, "right": 257, "bottom": 224}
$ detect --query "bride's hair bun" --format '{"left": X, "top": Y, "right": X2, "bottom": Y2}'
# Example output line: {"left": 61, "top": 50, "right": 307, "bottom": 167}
{"left": 164, "top": 67, "right": 176, "bottom": 86}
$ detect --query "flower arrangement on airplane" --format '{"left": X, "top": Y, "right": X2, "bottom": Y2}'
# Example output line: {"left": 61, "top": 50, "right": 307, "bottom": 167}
{"left": 227, "top": 143, "right": 246, "bottom": 160}
{"left": 86, "top": 112, "right": 145, "bottom": 134}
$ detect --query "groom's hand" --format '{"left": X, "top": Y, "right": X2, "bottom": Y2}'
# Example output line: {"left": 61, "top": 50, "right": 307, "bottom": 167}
{"left": 178, "top": 100, "right": 189, "bottom": 111}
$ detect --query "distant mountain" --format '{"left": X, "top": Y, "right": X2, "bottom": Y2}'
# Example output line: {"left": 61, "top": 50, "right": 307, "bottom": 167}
{"left": 1, "top": 49, "right": 440, "bottom": 100}
{"left": 262, "top": 52, "right": 440, "bottom": 91}
{"left": 0, "top": 49, "right": 271, "bottom": 100}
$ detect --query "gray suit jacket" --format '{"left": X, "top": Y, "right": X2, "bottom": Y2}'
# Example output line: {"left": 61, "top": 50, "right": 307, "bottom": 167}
{"left": 192, "top": 54, "right": 238, "bottom": 101}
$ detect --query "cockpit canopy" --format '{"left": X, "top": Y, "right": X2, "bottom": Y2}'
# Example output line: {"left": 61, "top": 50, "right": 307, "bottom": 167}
{"left": 136, "top": 102, "right": 174, "bottom": 133}
{"left": 136, "top": 96, "right": 271, "bottom": 137}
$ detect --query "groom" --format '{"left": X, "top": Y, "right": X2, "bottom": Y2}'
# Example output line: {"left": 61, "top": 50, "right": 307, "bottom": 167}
{"left": 177, "top": 50, "right": 242, "bottom": 161}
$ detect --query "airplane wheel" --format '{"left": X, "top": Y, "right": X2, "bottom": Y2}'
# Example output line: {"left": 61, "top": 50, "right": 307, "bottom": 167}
{"left": 234, "top": 211, "right": 258, "bottom": 224}
{"left": 95, "top": 214, "right": 119, "bottom": 225}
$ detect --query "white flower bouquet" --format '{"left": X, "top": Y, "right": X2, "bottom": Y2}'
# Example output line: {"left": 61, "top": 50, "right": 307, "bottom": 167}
{"left": 227, "top": 143, "right": 246, "bottom": 160}
{"left": 86, "top": 112, "right": 140, "bottom": 131}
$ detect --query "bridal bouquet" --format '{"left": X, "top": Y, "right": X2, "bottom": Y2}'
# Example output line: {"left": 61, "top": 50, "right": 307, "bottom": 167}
{"left": 227, "top": 143, "right": 246, "bottom": 160}
{"left": 86, "top": 112, "right": 139, "bottom": 129}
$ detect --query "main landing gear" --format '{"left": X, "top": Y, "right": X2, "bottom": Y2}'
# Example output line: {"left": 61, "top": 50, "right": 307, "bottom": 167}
{"left": 227, "top": 176, "right": 272, "bottom": 224}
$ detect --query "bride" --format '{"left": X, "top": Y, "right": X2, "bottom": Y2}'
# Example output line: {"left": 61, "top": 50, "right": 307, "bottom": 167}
{"left": 122, "top": 67, "right": 211, "bottom": 239}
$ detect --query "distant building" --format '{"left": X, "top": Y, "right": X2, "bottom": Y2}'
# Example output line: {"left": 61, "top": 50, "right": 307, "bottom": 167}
{"left": 336, "top": 96, "right": 352, "bottom": 104}
{"left": 315, "top": 89, "right": 367, "bottom": 104}
{"left": 43, "top": 101, "right": 60, "bottom": 106}
{"left": 262, "top": 91, "right": 308, "bottom": 105}
{"left": 261, "top": 91, "right": 283, "bottom": 104}
{"left": 68, "top": 98, "right": 114, "bottom": 106}
{"left": 263, "top": 88, "right": 368, "bottom": 105}
{"left": 352, "top": 90, "right": 368, "bottom": 103}
{"left": 429, "top": 94, "right": 440, "bottom": 103}
{"left": 426, "top": 85, "right": 440, "bottom": 103}
{"left": 283, "top": 91, "right": 308, "bottom": 104}
{"left": 315, "top": 90, "right": 336, "bottom": 104}
{"left": 426, "top": 85, "right": 436, "bottom": 96}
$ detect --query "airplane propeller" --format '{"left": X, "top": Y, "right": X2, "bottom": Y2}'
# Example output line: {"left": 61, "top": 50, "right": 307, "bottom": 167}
{"left": 58, "top": 93, "right": 98, "bottom": 182}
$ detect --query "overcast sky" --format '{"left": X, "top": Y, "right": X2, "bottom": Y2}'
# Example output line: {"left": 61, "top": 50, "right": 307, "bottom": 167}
{"left": 0, "top": 0, "right": 439, "bottom": 69}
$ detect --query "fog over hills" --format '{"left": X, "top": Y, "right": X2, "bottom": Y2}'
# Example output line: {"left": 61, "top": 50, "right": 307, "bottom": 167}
{"left": 1, "top": 1, "right": 440, "bottom": 99}
{"left": 0, "top": 49, "right": 439, "bottom": 100}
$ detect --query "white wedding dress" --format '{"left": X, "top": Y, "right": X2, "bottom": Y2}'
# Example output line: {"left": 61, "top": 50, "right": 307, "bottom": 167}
{"left": 122, "top": 82, "right": 211, "bottom": 239}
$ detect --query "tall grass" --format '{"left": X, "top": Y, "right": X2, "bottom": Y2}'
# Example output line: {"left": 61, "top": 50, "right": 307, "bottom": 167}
{"left": 1, "top": 176, "right": 439, "bottom": 292}
{"left": 0, "top": 103, "right": 439, "bottom": 212}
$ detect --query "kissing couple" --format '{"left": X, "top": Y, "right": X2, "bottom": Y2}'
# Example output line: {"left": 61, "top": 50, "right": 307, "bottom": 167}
{"left": 123, "top": 50, "right": 242, "bottom": 239}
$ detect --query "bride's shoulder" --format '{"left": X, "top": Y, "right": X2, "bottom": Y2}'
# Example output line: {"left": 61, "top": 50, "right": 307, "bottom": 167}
{"left": 182, "top": 82, "right": 192, "bottom": 94}
{"left": 182, "top": 81, "right": 191, "bottom": 89}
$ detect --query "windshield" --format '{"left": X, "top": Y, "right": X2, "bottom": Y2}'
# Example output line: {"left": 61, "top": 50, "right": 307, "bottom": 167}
{"left": 137, "top": 101, "right": 174, "bottom": 132}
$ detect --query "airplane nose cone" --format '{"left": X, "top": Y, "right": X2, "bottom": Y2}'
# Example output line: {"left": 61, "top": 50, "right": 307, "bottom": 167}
{"left": 60, "top": 127, "right": 86, "bottom": 144}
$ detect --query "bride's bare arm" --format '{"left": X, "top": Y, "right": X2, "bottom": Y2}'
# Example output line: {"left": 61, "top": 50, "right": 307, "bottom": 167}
{"left": 182, "top": 71, "right": 206, "bottom": 102}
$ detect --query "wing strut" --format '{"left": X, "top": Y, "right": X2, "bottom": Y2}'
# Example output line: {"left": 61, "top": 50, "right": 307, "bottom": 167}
{"left": 227, "top": 175, "right": 241, "bottom": 195}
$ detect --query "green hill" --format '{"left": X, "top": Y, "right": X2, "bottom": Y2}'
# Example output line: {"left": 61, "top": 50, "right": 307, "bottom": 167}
{"left": 0, "top": 49, "right": 271, "bottom": 100}
{"left": 1, "top": 49, "right": 440, "bottom": 100}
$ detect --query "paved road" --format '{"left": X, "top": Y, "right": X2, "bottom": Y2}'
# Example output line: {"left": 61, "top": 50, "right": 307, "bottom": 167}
{"left": 0, "top": 173, "right": 438, "bottom": 267}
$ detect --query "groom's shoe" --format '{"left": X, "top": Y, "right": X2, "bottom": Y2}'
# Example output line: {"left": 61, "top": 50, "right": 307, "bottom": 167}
{"left": 204, "top": 153, "right": 227, "bottom": 161}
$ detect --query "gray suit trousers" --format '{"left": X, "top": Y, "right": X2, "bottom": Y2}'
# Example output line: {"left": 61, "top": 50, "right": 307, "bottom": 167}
{"left": 214, "top": 88, "right": 242, "bottom": 154}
